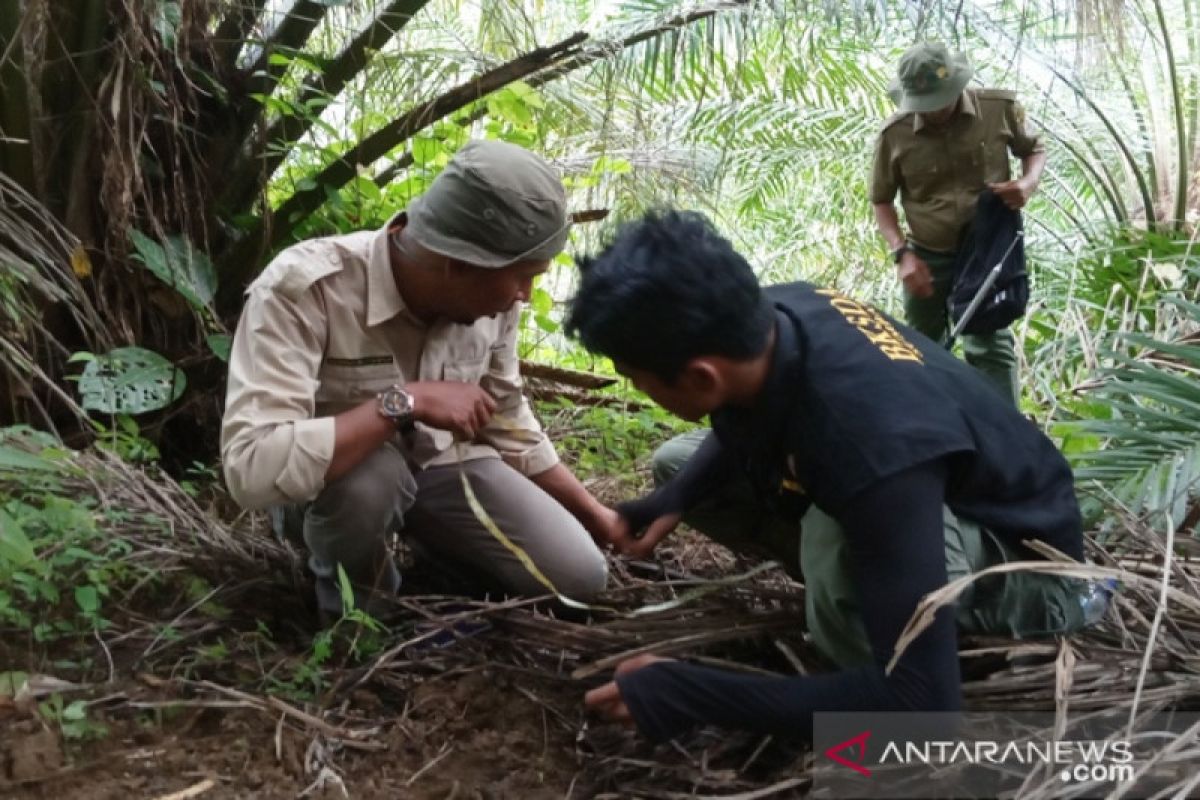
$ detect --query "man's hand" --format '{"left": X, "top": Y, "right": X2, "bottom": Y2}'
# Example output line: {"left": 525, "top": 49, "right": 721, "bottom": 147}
{"left": 987, "top": 177, "right": 1034, "bottom": 210}
{"left": 897, "top": 250, "right": 934, "bottom": 298}
{"left": 407, "top": 381, "right": 496, "bottom": 440}
{"left": 608, "top": 511, "right": 682, "bottom": 559}
{"left": 583, "top": 504, "right": 624, "bottom": 549}
{"left": 584, "top": 654, "right": 674, "bottom": 725}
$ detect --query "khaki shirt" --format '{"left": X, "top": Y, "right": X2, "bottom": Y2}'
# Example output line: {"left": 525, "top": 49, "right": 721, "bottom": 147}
{"left": 870, "top": 88, "right": 1045, "bottom": 252}
{"left": 220, "top": 214, "right": 558, "bottom": 511}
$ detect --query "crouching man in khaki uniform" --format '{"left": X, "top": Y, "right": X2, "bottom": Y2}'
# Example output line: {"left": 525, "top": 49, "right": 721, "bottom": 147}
{"left": 221, "top": 140, "right": 618, "bottom": 619}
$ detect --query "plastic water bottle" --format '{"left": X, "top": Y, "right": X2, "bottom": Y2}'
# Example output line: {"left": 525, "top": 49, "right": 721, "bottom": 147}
{"left": 1080, "top": 578, "right": 1118, "bottom": 625}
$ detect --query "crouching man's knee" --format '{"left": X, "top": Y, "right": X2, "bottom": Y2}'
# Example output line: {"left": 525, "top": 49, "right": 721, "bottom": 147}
{"left": 552, "top": 546, "right": 609, "bottom": 602}
{"left": 651, "top": 429, "right": 709, "bottom": 486}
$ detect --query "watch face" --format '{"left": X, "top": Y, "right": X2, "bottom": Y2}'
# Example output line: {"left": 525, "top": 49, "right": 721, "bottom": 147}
{"left": 380, "top": 387, "right": 413, "bottom": 419}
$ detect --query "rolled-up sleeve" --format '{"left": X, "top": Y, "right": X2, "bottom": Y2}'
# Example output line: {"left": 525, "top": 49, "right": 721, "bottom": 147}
{"left": 220, "top": 285, "right": 334, "bottom": 509}
{"left": 476, "top": 311, "right": 558, "bottom": 476}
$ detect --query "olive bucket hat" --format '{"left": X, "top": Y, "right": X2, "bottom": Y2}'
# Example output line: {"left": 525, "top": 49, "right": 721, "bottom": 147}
{"left": 888, "top": 42, "right": 973, "bottom": 114}
{"left": 405, "top": 139, "right": 570, "bottom": 268}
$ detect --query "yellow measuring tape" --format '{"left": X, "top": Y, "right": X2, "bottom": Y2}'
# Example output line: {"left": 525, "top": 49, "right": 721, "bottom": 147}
{"left": 454, "top": 416, "right": 614, "bottom": 611}
{"left": 456, "top": 416, "right": 782, "bottom": 616}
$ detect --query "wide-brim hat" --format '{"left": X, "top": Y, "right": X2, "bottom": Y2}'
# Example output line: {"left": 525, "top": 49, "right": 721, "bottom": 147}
{"left": 889, "top": 42, "right": 973, "bottom": 114}
{"left": 406, "top": 139, "right": 570, "bottom": 268}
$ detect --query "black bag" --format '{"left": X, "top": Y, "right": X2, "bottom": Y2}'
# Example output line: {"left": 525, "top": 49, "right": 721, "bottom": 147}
{"left": 949, "top": 189, "right": 1029, "bottom": 336}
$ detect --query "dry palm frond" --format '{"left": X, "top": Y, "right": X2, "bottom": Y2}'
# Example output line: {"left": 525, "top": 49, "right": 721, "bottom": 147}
{"left": 0, "top": 174, "right": 109, "bottom": 430}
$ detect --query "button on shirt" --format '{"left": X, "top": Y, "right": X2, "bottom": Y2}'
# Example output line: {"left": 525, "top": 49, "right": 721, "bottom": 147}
{"left": 870, "top": 88, "right": 1045, "bottom": 253}
{"left": 220, "top": 214, "right": 558, "bottom": 510}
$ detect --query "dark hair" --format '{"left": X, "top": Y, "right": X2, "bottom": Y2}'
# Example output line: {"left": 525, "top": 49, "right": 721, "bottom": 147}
{"left": 564, "top": 210, "right": 773, "bottom": 381}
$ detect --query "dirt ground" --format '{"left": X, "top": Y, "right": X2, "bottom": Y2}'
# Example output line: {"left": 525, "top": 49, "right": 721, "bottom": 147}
{"left": 2, "top": 667, "right": 612, "bottom": 799}
{"left": 1, "top": 531, "right": 808, "bottom": 799}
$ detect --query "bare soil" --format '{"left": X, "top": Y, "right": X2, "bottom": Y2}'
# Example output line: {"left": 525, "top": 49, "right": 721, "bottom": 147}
{"left": 1, "top": 530, "right": 808, "bottom": 800}
{"left": 2, "top": 669, "right": 594, "bottom": 799}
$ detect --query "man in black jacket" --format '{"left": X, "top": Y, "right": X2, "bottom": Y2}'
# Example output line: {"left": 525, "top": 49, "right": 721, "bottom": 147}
{"left": 566, "top": 210, "right": 1092, "bottom": 742}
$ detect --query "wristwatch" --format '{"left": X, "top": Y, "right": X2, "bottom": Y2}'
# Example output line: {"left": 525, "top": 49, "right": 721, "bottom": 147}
{"left": 891, "top": 242, "right": 911, "bottom": 263}
{"left": 377, "top": 384, "right": 416, "bottom": 433}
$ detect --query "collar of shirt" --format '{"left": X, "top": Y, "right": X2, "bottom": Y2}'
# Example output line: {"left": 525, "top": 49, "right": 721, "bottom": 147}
{"left": 366, "top": 211, "right": 410, "bottom": 327}
{"left": 912, "top": 89, "right": 978, "bottom": 134}
{"left": 711, "top": 307, "right": 804, "bottom": 472}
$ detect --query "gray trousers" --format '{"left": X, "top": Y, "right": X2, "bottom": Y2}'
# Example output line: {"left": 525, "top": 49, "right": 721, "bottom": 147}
{"left": 272, "top": 443, "right": 608, "bottom": 615}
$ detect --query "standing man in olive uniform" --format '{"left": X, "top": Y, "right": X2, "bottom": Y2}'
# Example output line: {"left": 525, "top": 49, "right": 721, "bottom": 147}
{"left": 871, "top": 42, "right": 1046, "bottom": 405}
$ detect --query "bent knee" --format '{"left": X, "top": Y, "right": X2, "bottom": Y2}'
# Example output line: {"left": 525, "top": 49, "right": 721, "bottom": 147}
{"left": 547, "top": 547, "right": 609, "bottom": 602}
{"left": 651, "top": 430, "right": 710, "bottom": 487}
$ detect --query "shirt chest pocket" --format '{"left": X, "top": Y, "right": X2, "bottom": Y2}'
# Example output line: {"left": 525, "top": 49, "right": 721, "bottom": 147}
{"left": 442, "top": 353, "right": 490, "bottom": 384}
{"left": 902, "top": 150, "right": 945, "bottom": 200}
{"left": 317, "top": 359, "right": 399, "bottom": 403}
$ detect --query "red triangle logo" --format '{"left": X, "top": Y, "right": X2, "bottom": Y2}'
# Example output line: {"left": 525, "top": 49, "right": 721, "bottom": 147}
{"left": 824, "top": 730, "right": 872, "bottom": 776}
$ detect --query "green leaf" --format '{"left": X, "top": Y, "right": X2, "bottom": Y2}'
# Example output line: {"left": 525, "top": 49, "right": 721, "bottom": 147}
{"left": 350, "top": 175, "right": 382, "bottom": 204}
{"left": 0, "top": 445, "right": 59, "bottom": 473}
{"left": 592, "top": 155, "right": 633, "bottom": 175}
{"left": 77, "top": 347, "right": 186, "bottom": 415}
{"left": 0, "top": 671, "right": 28, "bottom": 697}
{"left": 411, "top": 136, "right": 442, "bottom": 166}
{"left": 154, "top": 1, "right": 182, "bottom": 49}
{"left": 530, "top": 287, "right": 553, "bottom": 315}
{"left": 391, "top": 174, "right": 429, "bottom": 204}
{"left": 129, "top": 230, "right": 217, "bottom": 310}
{"left": 487, "top": 91, "right": 533, "bottom": 128}
{"left": 74, "top": 585, "right": 100, "bottom": 615}
{"left": 432, "top": 121, "right": 469, "bottom": 150}
{"left": 206, "top": 334, "right": 232, "bottom": 363}
{"left": 336, "top": 564, "right": 355, "bottom": 614}
{"left": 0, "top": 510, "right": 35, "bottom": 569}
{"left": 62, "top": 700, "right": 87, "bottom": 721}
{"left": 506, "top": 81, "right": 544, "bottom": 109}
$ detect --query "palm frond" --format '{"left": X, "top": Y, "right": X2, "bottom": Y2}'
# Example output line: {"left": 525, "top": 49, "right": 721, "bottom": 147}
{"left": 1070, "top": 295, "right": 1200, "bottom": 538}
